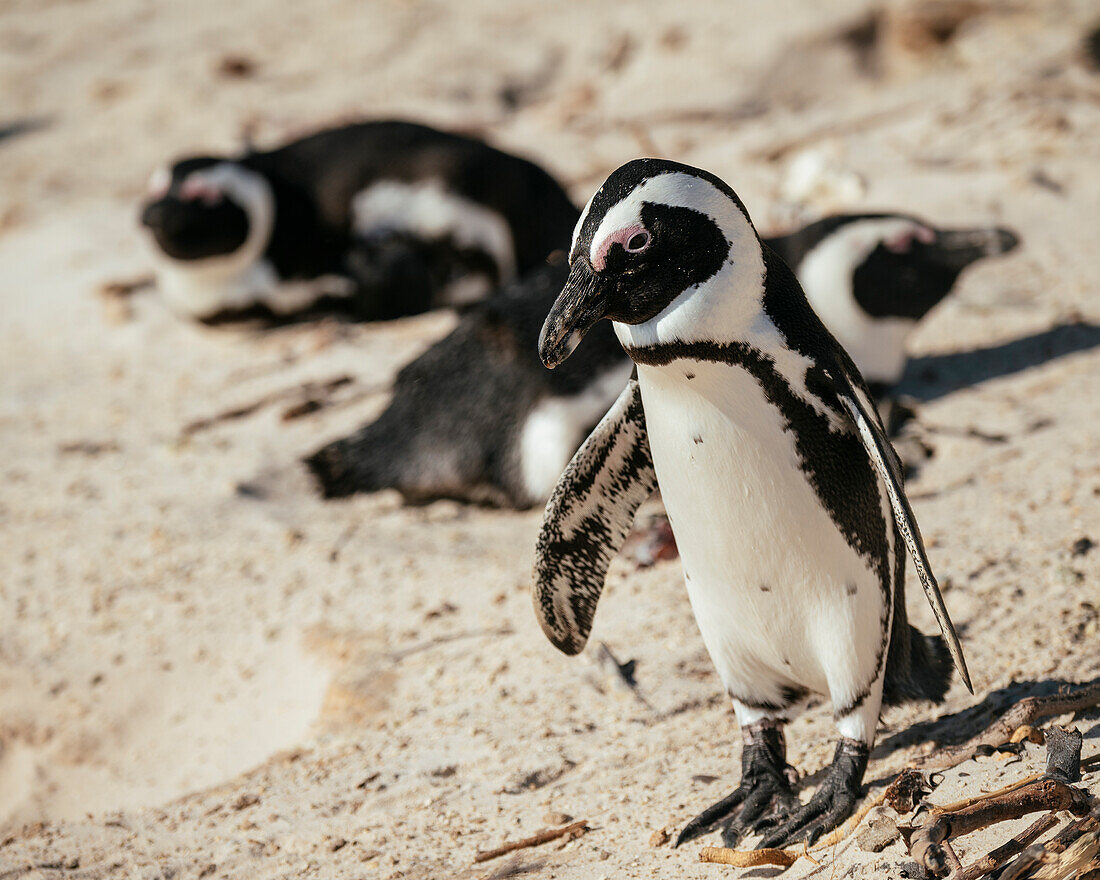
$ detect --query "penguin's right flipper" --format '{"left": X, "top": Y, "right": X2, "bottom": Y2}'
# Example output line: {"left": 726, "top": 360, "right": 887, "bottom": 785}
{"left": 533, "top": 378, "right": 657, "bottom": 655}
{"left": 831, "top": 365, "right": 973, "bottom": 694}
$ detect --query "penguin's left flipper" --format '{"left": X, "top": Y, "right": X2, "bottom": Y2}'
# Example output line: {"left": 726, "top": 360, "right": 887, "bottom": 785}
{"left": 830, "top": 363, "right": 973, "bottom": 694}
{"left": 533, "top": 378, "right": 657, "bottom": 655}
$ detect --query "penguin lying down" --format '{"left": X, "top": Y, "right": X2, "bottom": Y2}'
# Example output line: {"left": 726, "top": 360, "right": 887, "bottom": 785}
{"left": 305, "top": 211, "right": 1017, "bottom": 507}
{"left": 139, "top": 121, "right": 578, "bottom": 323}
{"left": 533, "top": 158, "right": 973, "bottom": 849}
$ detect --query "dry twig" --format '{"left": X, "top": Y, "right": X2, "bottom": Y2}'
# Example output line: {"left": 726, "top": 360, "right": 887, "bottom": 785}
{"left": 999, "top": 811, "right": 1100, "bottom": 880}
{"left": 96, "top": 275, "right": 154, "bottom": 299}
{"left": 181, "top": 376, "right": 353, "bottom": 436}
{"left": 910, "top": 777, "right": 1089, "bottom": 877}
{"left": 932, "top": 773, "right": 1040, "bottom": 814}
{"left": 698, "top": 846, "right": 799, "bottom": 867}
{"left": 951, "top": 813, "right": 1058, "bottom": 880}
{"left": 913, "top": 682, "right": 1100, "bottom": 771}
{"left": 473, "top": 820, "right": 588, "bottom": 864}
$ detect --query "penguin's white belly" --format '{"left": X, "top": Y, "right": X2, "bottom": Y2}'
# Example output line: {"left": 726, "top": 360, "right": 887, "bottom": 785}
{"left": 637, "top": 360, "right": 888, "bottom": 710}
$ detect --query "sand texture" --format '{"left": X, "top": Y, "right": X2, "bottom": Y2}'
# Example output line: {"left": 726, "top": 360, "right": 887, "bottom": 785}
{"left": 1, "top": 0, "right": 1099, "bottom": 877}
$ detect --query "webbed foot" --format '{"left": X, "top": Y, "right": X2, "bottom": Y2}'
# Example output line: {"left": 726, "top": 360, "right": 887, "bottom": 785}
{"left": 674, "top": 721, "right": 798, "bottom": 848}
{"left": 756, "top": 737, "right": 868, "bottom": 848}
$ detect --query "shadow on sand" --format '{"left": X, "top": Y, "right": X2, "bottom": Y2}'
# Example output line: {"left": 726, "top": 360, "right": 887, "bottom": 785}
{"left": 896, "top": 320, "right": 1100, "bottom": 403}
{"left": 873, "top": 675, "right": 1100, "bottom": 765}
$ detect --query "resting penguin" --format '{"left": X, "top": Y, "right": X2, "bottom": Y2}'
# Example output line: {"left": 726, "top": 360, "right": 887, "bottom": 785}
{"left": 766, "top": 213, "right": 1019, "bottom": 397}
{"left": 303, "top": 211, "right": 1017, "bottom": 508}
{"left": 139, "top": 121, "right": 579, "bottom": 323}
{"left": 533, "top": 158, "right": 972, "bottom": 849}
{"left": 305, "top": 261, "right": 633, "bottom": 508}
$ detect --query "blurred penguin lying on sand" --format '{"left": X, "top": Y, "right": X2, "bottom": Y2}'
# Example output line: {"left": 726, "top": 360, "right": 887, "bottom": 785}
{"left": 140, "top": 120, "right": 578, "bottom": 324}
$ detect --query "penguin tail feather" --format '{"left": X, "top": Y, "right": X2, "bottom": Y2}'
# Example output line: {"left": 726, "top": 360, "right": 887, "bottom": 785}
{"left": 303, "top": 435, "right": 390, "bottom": 499}
{"left": 882, "top": 626, "right": 953, "bottom": 707}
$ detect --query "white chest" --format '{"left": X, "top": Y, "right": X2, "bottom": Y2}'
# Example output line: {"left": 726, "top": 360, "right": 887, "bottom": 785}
{"left": 636, "top": 359, "right": 889, "bottom": 704}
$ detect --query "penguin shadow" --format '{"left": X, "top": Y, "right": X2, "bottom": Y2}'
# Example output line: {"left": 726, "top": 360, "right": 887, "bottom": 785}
{"left": 0, "top": 117, "right": 49, "bottom": 144}
{"left": 869, "top": 674, "right": 1100, "bottom": 774}
{"left": 894, "top": 319, "right": 1100, "bottom": 403}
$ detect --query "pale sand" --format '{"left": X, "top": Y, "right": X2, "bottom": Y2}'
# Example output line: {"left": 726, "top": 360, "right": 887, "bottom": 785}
{"left": 1, "top": 0, "right": 1098, "bottom": 877}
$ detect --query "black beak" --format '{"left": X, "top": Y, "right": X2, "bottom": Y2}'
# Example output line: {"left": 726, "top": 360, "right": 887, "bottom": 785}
{"left": 933, "top": 226, "right": 1020, "bottom": 271}
{"left": 140, "top": 198, "right": 173, "bottom": 231}
{"left": 538, "top": 260, "right": 609, "bottom": 369}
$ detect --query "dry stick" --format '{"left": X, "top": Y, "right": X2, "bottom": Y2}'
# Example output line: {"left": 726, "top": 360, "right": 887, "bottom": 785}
{"left": 931, "top": 773, "right": 1040, "bottom": 815}
{"left": 1076, "top": 859, "right": 1100, "bottom": 880}
{"left": 998, "top": 840, "right": 1052, "bottom": 880}
{"left": 1032, "top": 829, "right": 1100, "bottom": 880}
{"left": 699, "top": 847, "right": 799, "bottom": 868}
{"left": 912, "top": 681, "right": 1100, "bottom": 771}
{"left": 996, "top": 814, "right": 1100, "bottom": 880}
{"left": 1012, "top": 809, "right": 1100, "bottom": 880}
{"left": 909, "top": 778, "right": 1091, "bottom": 878}
{"left": 941, "top": 840, "right": 964, "bottom": 874}
{"left": 698, "top": 783, "right": 889, "bottom": 869}
{"left": 951, "top": 813, "right": 1059, "bottom": 880}
{"left": 96, "top": 274, "right": 155, "bottom": 299}
{"left": 181, "top": 375, "right": 353, "bottom": 436}
{"left": 473, "top": 820, "right": 588, "bottom": 864}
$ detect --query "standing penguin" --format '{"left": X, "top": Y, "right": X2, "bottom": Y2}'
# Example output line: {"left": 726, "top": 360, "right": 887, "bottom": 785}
{"left": 768, "top": 213, "right": 1018, "bottom": 396}
{"left": 140, "top": 121, "right": 578, "bottom": 323}
{"left": 534, "top": 159, "right": 972, "bottom": 848}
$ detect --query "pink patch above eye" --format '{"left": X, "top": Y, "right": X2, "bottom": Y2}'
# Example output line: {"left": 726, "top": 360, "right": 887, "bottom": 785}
{"left": 592, "top": 223, "right": 649, "bottom": 270}
{"left": 179, "top": 179, "right": 223, "bottom": 206}
{"left": 884, "top": 225, "right": 935, "bottom": 253}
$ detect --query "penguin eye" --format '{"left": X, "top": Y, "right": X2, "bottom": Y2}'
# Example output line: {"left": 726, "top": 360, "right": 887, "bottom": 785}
{"left": 625, "top": 231, "right": 651, "bottom": 253}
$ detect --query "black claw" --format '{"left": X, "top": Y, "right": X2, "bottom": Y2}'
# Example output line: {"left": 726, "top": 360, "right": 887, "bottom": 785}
{"left": 675, "top": 721, "right": 795, "bottom": 848}
{"left": 756, "top": 738, "right": 869, "bottom": 850}
{"left": 674, "top": 788, "right": 747, "bottom": 847}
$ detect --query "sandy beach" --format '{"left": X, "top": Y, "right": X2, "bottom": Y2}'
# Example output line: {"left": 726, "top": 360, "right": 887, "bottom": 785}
{"left": 1, "top": 0, "right": 1098, "bottom": 876}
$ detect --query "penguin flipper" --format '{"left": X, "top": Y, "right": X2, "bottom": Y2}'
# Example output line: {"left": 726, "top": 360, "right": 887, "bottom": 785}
{"left": 533, "top": 378, "right": 657, "bottom": 655}
{"left": 832, "top": 366, "right": 973, "bottom": 694}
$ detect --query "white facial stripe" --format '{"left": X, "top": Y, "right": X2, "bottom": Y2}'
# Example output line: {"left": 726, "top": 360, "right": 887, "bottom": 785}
{"left": 351, "top": 179, "right": 516, "bottom": 283}
{"left": 601, "top": 172, "right": 849, "bottom": 430}
{"left": 571, "top": 190, "right": 596, "bottom": 255}
{"left": 588, "top": 172, "right": 742, "bottom": 269}
{"left": 185, "top": 164, "right": 275, "bottom": 233}
{"left": 146, "top": 162, "right": 278, "bottom": 316}
{"left": 148, "top": 162, "right": 274, "bottom": 272}
{"left": 797, "top": 218, "right": 927, "bottom": 384}
{"left": 147, "top": 166, "right": 171, "bottom": 198}
{"left": 801, "top": 218, "right": 929, "bottom": 273}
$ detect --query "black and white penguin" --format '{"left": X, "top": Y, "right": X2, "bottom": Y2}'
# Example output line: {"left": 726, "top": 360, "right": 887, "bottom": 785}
{"left": 139, "top": 121, "right": 579, "bottom": 323}
{"left": 767, "top": 213, "right": 1018, "bottom": 396}
{"left": 533, "top": 159, "right": 972, "bottom": 849}
{"left": 302, "top": 210, "right": 1016, "bottom": 508}
{"left": 305, "top": 261, "right": 632, "bottom": 508}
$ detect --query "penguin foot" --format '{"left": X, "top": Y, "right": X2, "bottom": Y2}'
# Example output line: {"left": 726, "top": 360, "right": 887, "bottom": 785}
{"left": 755, "top": 737, "right": 869, "bottom": 849}
{"left": 674, "top": 721, "right": 797, "bottom": 848}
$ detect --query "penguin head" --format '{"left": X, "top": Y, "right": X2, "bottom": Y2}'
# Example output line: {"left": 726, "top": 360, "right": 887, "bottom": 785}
{"left": 850, "top": 219, "right": 1019, "bottom": 321}
{"left": 540, "top": 158, "right": 762, "bottom": 368}
{"left": 140, "top": 158, "right": 274, "bottom": 263}
{"left": 795, "top": 214, "right": 1021, "bottom": 324}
